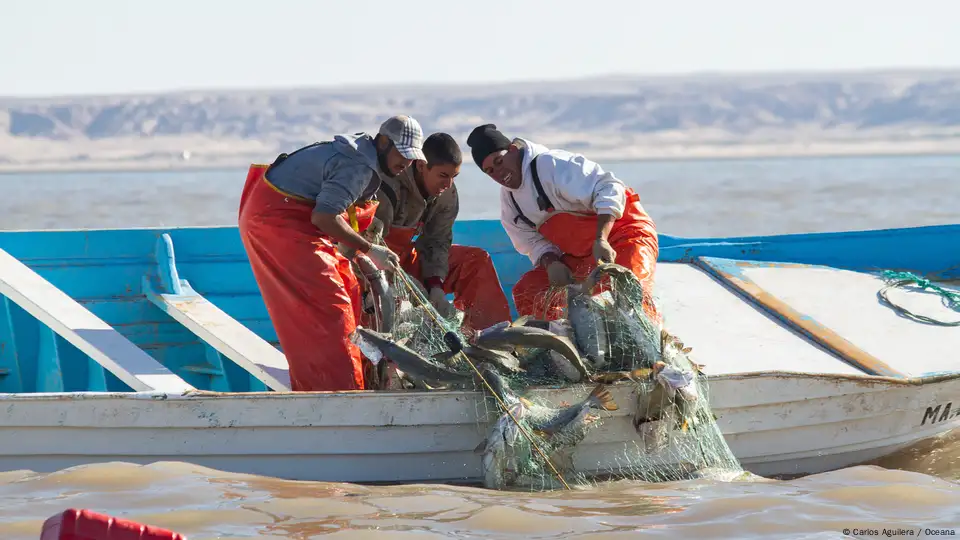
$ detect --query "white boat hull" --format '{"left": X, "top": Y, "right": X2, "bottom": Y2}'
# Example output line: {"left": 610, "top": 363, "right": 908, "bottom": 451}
{"left": 1, "top": 372, "right": 956, "bottom": 484}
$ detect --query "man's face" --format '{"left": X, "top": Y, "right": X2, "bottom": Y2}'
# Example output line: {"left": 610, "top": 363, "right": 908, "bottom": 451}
{"left": 377, "top": 137, "right": 413, "bottom": 177}
{"left": 480, "top": 146, "right": 522, "bottom": 189}
{"left": 417, "top": 161, "right": 460, "bottom": 197}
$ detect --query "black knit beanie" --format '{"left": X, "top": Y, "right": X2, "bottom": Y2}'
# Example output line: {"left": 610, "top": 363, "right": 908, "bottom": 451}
{"left": 466, "top": 123, "right": 511, "bottom": 168}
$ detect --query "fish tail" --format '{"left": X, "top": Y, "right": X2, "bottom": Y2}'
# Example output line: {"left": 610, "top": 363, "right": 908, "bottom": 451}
{"left": 587, "top": 384, "right": 619, "bottom": 411}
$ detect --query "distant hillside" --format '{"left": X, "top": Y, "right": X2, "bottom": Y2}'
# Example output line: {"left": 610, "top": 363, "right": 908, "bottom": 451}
{"left": 3, "top": 69, "right": 960, "bottom": 171}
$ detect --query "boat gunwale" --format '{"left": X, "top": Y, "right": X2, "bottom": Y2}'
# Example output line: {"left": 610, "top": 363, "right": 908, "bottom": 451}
{"left": 1, "top": 369, "right": 957, "bottom": 402}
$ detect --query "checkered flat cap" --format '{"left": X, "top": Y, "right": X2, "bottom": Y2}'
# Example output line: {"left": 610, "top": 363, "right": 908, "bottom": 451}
{"left": 378, "top": 115, "right": 426, "bottom": 161}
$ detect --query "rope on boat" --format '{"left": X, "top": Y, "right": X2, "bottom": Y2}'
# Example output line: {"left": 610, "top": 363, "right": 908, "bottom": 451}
{"left": 877, "top": 270, "right": 960, "bottom": 327}
{"left": 388, "top": 257, "right": 574, "bottom": 490}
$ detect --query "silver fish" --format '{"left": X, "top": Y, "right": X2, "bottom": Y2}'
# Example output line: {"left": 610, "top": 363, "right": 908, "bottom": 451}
{"left": 565, "top": 283, "right": 610, "bottom": 370}
{"left": 475, "top": 364, "right": 617, "bottom": 437}
{"left": 583, "top": 261, "right": 640, "bottom": 291}
{"left": 511, "top": 316, "right": 552, "bottom": 330}
{"left": 611, "top": 304, "right": 661, "bottom": 370}
{"left": 525, "top": 383, "right": 619, "bottom": 437}
{"left": 632, "top": 381, "right": 671, "bottom": 435}
{"left": 545, "top": 319, "right": 584, "bottom": 382}
{"left": 354, "top": 253, "right": 396, "bottom": 334}
{"left": 598, "top": 261, "right": 635, "bottom": 278}
{"left": 474, "top": 321, "right": 590, "bottom": 381}
{"left": 433, "top": 346, "right": 522, "bottom": 374}
{"left": 474, "top": 363, "right": 529, "bottom": 408}
{"left": 474, "top": 401, "right": 527, "bottom": 490}
{"left": 583, "top": 262, "right": 654, "bottom": 317}
{"left": 351, "top": 327, "right": 472, "bottom": 386}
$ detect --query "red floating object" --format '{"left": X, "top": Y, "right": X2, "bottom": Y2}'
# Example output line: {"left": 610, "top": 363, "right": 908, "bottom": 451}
{"left": 40, "top": 509, "right": 187, "bottom": 540}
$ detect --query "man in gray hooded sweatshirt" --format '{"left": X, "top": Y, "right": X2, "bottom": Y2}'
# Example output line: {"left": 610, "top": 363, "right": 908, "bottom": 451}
{"left": 238, "top": 115, "right": 426, "bottom": 392}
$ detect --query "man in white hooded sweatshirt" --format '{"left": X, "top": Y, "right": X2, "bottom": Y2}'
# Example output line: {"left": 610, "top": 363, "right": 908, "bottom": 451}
{"left": 466, "top": 123, "right": 661, "bottom": 325}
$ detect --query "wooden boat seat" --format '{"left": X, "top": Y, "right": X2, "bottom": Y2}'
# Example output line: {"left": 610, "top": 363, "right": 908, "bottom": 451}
{"left": 143, "top": 234, "right": 291, "bottom": 391}
{"left": 0, "top": 247, "right": 194, "bottom": 393}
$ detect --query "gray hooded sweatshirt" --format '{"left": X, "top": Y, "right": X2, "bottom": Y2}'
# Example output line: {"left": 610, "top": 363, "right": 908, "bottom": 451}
{"left": 265, "top": 133, "right": 383, "bottom": 215}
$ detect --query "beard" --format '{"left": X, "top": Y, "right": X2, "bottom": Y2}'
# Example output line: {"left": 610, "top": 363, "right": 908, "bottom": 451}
{"left": 377, "top": 150, "right": 398, "bottom": 177}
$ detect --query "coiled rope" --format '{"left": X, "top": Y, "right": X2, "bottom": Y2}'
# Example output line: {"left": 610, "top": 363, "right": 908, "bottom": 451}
{"left": 877, "top": 270, "right": 960, "bottom": 327}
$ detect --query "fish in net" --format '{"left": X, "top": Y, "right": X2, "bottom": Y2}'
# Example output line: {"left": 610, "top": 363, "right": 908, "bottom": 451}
{"left": 350, "top": 241, "right": 745, "bottom": 491}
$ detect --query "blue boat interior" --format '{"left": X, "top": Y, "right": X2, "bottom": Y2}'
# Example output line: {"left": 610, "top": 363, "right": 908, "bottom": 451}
{"left": 0, "top": 221, "right": 957, "bottom": 394}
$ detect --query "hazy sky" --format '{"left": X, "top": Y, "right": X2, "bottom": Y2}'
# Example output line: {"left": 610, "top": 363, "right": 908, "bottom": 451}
{"left": 4, "top": 0, "right": 958, "bottom": 97}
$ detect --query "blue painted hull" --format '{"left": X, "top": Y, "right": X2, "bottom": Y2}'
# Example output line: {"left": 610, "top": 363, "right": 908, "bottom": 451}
{"left": 0, "top": 221, "right": 957, "bottom": 394}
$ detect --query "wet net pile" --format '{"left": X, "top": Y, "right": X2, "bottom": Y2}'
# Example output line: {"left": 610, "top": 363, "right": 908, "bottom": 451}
{"left": 351, "top": 250, "right": 744, "bottom": 491}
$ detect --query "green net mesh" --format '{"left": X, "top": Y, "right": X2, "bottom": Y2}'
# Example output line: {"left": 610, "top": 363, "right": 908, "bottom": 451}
{"left": 351, "top": 237, "right": 745, "bottom": 491}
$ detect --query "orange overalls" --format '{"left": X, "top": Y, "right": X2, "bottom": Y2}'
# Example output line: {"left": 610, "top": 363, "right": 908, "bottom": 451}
{"left": 238, "top": 163, "right": 378, "bottom": 392}
{"left": 383, "top": 223, "right": 512, "bottom": 332}
{"left": 510, "top": 158, "right": 661, "bottom": 326}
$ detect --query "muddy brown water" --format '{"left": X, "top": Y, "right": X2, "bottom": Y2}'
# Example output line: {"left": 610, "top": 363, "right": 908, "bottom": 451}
{"left": 0, "top": 432, "right": 956, "bottom": 539}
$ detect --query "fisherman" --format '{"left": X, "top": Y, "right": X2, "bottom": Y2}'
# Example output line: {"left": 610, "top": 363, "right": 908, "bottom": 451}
{"left": 466, "top": 123, "right": 661, "bottom": 325}
{"left": 371, "top": 132, "right": 512, "bottom": 333}
{"left": 238, "top": 115, "right": 426, "bottom": 392}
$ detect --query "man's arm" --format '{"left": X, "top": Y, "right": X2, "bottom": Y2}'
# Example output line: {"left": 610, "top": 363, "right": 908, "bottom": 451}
{"left": 595, "top": 213, "right": 616, "bottom": 242}
{"left": 310, "top": 156, "right": 377, "bottom": 254}
{"left": 539, "top": 152, "right": 625, "bottom": 265}
{"left": 311, "top": 213, "right": 373, "bottom": 253}
{"left": 371, "top": 186, "right": 396, "bottom": 240}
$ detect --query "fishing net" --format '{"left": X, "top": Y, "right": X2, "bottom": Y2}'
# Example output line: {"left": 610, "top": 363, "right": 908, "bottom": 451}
{"left": 351, "top": 236, "right": 744, "bottom": 492}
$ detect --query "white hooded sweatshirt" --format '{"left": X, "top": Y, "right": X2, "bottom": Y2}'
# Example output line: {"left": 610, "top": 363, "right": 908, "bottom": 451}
{"left": 499, "top": 138, "right": 628, "bottom": 266}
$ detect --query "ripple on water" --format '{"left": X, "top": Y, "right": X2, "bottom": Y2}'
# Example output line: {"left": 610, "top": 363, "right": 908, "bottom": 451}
{"left": 0, "top": 461, "right": 956, "bottom": 540}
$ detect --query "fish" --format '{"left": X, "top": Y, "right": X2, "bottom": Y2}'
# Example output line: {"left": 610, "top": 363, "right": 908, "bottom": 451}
{"left": 655, "top": 365, "right": 700, "bottom": 433}
{"left": 525, "top": 383, "right": 619, "bottom": 437}
{"left": 510, "top": 316, "right": 552, "bottom": 330}
{"left": 473, "top": 316, "right": 551, "bottom": 340}
{"left": 351, "top": 327, "right": 472, "bottom": 386}
{"left": 474, "top": 363, "right": 618, "bottom": 438}
{"left": 432, "top": 346, "right": 523, "bottom": 374}
{"left": 474, "top": 362, "right": 533, "bottom": 408}
{"left": 474, "top": 320, "right": 591, "bottom": 381}
{"left": 591, "top": 367, "right": 654, "bottom": 384}
{"left": 657, "top": 342, "right": 700, "bottom": 404}
{"left": 565, "top": 283, "right": 610, "bottom": 370}
{"left": 474, "top": 401, "right": 527, "bottom": 490}
{"left": 570, "top": 262, "right": 663, "bottom": 372}
{"left": 354, "top": 254, "right": 397, "bottom": 334}
{"left": 647, "top": 331, "right": 704, "bottom": 433}
{"left": 545, "top": 319, "right": 584, "bottom": 382}
{"left": 610, "top": 305, "right": 662, "bottom": 370}
{"left": 632, "top": 380, "right": 670, "bottom": 434}
{"left": 583, "top": 262, "right": 656, "bottom": 317}
{"left": 581, "top": 261, "right": 638, "bottom": 292}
